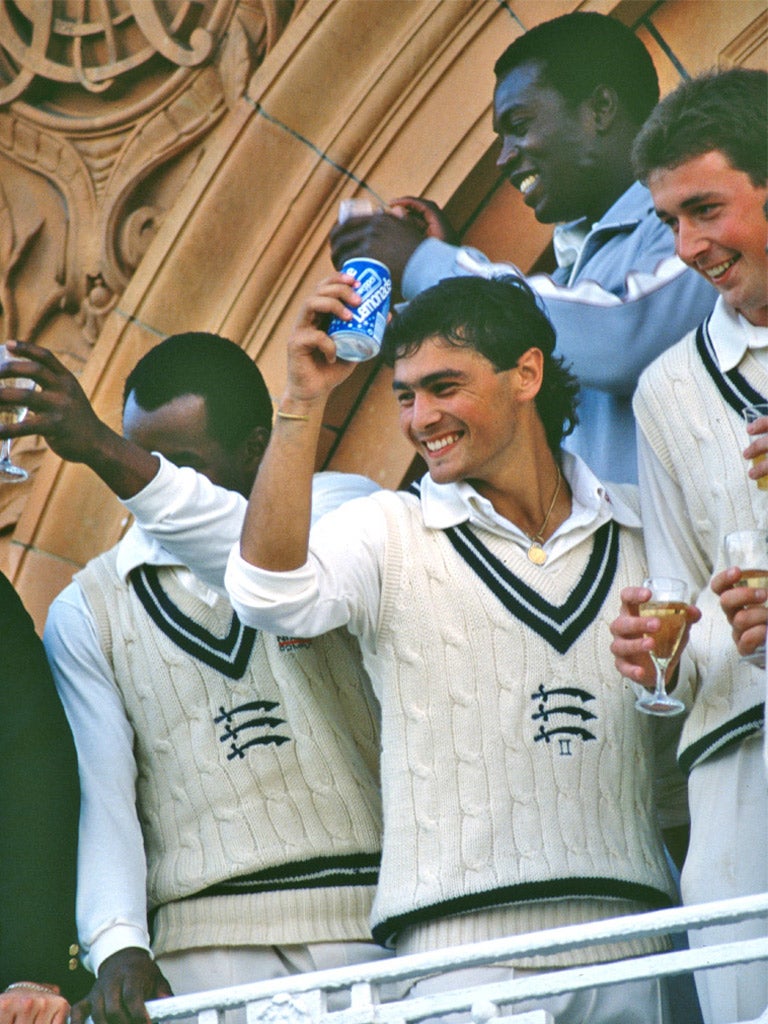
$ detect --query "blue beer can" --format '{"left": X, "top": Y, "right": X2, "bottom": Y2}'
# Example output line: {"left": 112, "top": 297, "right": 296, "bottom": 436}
{"left": 328, "top": 258, "right": 392, "bottom": 361}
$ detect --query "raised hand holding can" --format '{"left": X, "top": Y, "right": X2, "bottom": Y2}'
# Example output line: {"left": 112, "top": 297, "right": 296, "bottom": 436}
{"left": 328, "top": 257, "right": 392, "bottom": 362}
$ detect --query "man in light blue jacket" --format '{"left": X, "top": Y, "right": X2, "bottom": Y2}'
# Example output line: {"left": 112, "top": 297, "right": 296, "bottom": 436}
{"left": 331, "top": 12, "right": 716, "bottom": 483}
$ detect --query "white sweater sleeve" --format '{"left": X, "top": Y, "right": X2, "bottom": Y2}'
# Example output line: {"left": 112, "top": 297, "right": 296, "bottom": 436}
{"left": 122, "top": 458, "right": 381, "bottom": 594}
{"left": 122, "top": 456, "right": 246, "bottom": 595}
{"left": 636, "top": 430, "right": 712, "bottom": 600}
{"left": 225, "top": 496, "right": 387, "bottom": 648}
{"left": 44, "top": 586, "right": 151, "bottom": 974}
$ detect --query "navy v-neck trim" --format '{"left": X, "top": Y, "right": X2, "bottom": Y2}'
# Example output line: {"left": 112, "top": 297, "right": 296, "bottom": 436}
{"left": 444, "top": 519, "right": 619, "bottom": 654}
{"left": 130, "top": 565, "right": 258, "bottom": 679}
{"left": 695, "top": 316, "right": 767, "bottom": 415}
{"left": 407, "top": 481, "right": 619, "bottom": 654}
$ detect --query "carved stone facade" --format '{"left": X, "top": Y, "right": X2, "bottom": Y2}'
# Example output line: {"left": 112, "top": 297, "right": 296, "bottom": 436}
{"left": 0, "top": 0, "right": 765, "bottom": 629}
{"left": 0, "top": 0, "right": 295, "bottom": 525}
{"left": 0, "top": 0, "right": 297, "bottom": 617}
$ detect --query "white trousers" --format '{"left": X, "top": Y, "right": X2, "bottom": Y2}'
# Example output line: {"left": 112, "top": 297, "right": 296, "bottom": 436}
{"left": 406, "top": 966, "right": 670, "bottom": 1024}
{"left": 683, "top": 732, "right": 768, "bottom": 1024}
{"left": 157, "top": 941, "right": 391, "bottom": 1017}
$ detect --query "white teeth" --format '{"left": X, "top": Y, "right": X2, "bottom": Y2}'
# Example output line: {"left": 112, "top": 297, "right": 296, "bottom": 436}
{"left": 706, "top": 255, "right": 738, "bottom": 279}
{"left": 518, "top": 174, "right": 538, "bottom": 195}
{"left": 425, "top": 434, "right": 459, "bottom": 452}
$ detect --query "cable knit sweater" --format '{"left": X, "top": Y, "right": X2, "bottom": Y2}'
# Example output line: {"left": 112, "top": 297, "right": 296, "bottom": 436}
{"left": 634, "top": 309, "right": 767, "bottom": 773}
{"left": 364, "top": 489, "right": 676, "bottom": 964}
{"left": 76, "top": 549, "right": 382, "bottom": 955}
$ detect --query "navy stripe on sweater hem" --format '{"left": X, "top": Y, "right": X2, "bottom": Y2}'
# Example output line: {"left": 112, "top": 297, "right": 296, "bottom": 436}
{"left": 678, "top": 703, "right": 764, "bottom": 775}
{"left": 372, "top": 877, "right": 675, "bottom": 947}
{"left": 188, "top": 852, "right": 381, "bottom": 899}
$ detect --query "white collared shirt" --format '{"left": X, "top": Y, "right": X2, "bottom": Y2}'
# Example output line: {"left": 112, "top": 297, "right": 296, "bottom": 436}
{"left": 225, "top": 452, "right": 640, "bottom": 651}
{"left": 45, "top": 467, "right": 379, "bottom": 974}
{"left": 704, "top": 296, "right": 768, "bottom": 373}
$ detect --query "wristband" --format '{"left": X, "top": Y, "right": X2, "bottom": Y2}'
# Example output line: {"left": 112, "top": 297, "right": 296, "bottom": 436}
{"left": 5, "top": 983, "right": 58, "bottom": 995}
{"left": 276, "top": 410, "right": 310, "bottom": 422}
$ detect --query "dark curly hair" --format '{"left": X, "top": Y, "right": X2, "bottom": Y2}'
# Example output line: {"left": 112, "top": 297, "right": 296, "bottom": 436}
{"left": 381, "top": 275, "right": 579, "bottom": 456}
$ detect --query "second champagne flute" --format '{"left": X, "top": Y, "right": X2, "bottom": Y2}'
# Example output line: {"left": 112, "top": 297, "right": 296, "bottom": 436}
{"left": 723, "top": 529, "right": 768, "bottom": 667}
{"left": 0, "top": 343, "right": 35, "bottom": 483}
{"left": 741, "top": 404, "right": 768, "bottom": 515}
{"left": 636, "top": 576, "right": 689, "bottom": 717}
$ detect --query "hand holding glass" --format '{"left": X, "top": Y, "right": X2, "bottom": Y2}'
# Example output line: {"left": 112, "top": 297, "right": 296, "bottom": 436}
{"left": 636, "top": 576, "right": 688, "bottom": 716}
{"left": 723, "top": 529, "right": 768, "bottom": 667}
{"left": 741, "top": 403, "right": 768, "bottom": 493}
{"left": 0, "top": 343, "right": 35, "bottom": 482}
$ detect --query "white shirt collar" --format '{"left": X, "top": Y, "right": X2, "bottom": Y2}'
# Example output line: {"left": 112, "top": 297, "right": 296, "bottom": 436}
{"left": 418, "top": 450, "right": 640, "bottom": 536}
{"left": 114, "top": 521, "right": 220, "bottom": 605}
{"left": 550, "top": 182, "right": 652, "bottom": 271}
{"left": 552, "top": 220, "right": 590, "bottom": 270}
{"left": 708, "top": 296, "right": 768, "bottom": 372}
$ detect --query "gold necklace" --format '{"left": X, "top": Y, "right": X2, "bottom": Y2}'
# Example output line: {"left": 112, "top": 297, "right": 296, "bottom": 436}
{"left": 525, "top": 466, "right": 562, "bottom": 565}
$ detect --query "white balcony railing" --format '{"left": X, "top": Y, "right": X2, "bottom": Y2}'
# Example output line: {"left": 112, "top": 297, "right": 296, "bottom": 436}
{"left": 146, "top": 893, "right": 768, "bottom": 1024}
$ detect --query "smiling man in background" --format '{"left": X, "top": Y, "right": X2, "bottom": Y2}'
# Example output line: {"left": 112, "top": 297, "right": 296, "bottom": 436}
{"left": 331, "top": 11, "right": 716, "bottom": 484}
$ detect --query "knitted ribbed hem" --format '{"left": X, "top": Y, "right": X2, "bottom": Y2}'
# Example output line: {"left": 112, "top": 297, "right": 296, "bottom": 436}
{"left": 679, "top": 703, "right": 764, "bottom": 775}
{"left": 396, "top": 899, "right": 671, "bottom": 969}
{"left": 152, "top": 885, "right": 377, "bottom": 955}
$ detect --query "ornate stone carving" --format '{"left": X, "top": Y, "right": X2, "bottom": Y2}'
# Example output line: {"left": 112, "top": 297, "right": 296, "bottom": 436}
{"left": 0, "top": 0, "right": 295, "bottom": 518}
{"left": 0, "top": 1, "right": 225, "bottom": 104}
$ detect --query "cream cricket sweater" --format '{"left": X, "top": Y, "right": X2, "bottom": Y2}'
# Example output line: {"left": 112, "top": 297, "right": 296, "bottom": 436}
{"left": 635, "top": 312, "right": 767, "bottom": 774}
{"left": 363, "top": 489, "right": 676, "bottom": 966}
{"left": 76, "top": 549, "right": 382, "bottom": 955}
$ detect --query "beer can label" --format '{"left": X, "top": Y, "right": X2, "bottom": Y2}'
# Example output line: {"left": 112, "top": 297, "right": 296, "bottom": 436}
{"left": 329, "top": 258, "right": 392, "bottom": 362}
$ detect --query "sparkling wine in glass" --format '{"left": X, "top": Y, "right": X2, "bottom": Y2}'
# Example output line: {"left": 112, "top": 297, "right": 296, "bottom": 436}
{"left": 724, "top": 529, "right": 768, "bottom": 667}
{"left": 636, "top": 576, "right": 688, "bottom": 717}
{"left": 0, "top": 343, "right": 35, "bottom": 483}
{"left": 742, "top": 403, "right": 768, "bottom": 496}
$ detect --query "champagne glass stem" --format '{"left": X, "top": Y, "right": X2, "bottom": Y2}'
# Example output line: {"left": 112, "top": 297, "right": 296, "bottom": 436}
{"left": 0, "top": 435, "right": 28, "bottom": 481}
{"left": 651, "top": 658, "right": 670, "bottom": 702}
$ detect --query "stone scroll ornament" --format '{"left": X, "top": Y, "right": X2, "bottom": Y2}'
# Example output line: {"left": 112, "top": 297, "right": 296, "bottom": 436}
{"left": 0, "top": 0, "right": 295, "bottom": 504}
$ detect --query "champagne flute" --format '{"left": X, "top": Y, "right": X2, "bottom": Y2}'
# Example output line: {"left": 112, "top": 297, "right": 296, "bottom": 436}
{"left": 635, "top": 576, "right": 688, "bottom": 716}
{"left": 742, "top": 403, "right": 768, "bottom": 494}
{"left": 724, "top": 529, "right": 768, "bottom": 667}
{"left": 0, "top": 343, "right": 35, "bottom": 483}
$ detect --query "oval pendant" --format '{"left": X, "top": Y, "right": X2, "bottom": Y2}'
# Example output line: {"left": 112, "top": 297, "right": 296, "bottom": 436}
{"left": 528, "top": 543, "right": 547, "bottom": 565}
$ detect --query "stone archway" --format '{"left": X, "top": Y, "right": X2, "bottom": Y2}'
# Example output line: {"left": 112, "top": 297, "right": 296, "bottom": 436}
{"left": 1, "top": 0, "right": 766, "bottom": 629}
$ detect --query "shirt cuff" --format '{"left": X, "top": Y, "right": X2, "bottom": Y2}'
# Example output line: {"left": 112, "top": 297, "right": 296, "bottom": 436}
{"left": 122, "top": 454, "right": 243, "bottom": 534}
{"left": 121, "top": 453, "right": 179, "bottom": 522}
{"left": 224, "top": 547, "right": 317, "bottom": 625}
{"left": 86, "top": 923, "right": 152, "bottom": 976}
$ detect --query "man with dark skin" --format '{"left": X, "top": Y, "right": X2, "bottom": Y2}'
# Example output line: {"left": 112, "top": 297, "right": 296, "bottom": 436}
{"left": 331, "top": 11, "right": 715, "bottom": 485}
{"left": 27, "top": 335, "right": 384, "bottom": 1024}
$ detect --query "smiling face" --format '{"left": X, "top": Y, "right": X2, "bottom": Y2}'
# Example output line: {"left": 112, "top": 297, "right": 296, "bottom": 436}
{"left": 649, "top": 150, "right": 768, "bottom": 326}
{"left": 493, "top": 59, "right": 605, "bottom": 225}
{"left": 123, "top": 391, "right": 260, "bottom": 497}
{"left": 392, "top": 336, "right": 534, "bottom": 493}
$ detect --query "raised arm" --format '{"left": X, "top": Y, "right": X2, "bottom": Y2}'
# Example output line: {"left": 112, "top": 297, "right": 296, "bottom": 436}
{"left": 0, "top": 342, "right": 158, "bottom": 499}
{"left": 329, "top": 197, "right": 451, "bottom": 302}
{"left": 239, "top": 272, "right": 360, "bottom": 571}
